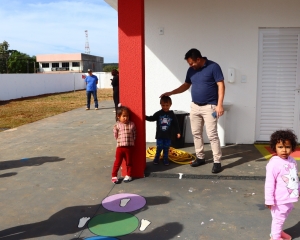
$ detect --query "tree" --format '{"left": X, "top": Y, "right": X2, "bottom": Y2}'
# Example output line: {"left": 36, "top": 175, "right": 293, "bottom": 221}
{"left": 7, "top": 51, "right": 36, "bottom": 73}
{"left": 0, "top": 41, "right": 9, "bottom": 73}
{"left": 103, "top": 64, "right": 119, "bottom": 72}
{"left": 0, "top": 41, "right": 37, "bottom": 73}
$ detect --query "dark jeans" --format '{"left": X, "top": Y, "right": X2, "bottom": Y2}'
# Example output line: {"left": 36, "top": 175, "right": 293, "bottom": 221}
{"left": 86, "top": 90, "right": 98, "bottom": 109}
{"left": 113, "top": 86, "right": 119, "bottom": 111}
{"left": 155, "top": 139, "right": 171, "bottom": 160}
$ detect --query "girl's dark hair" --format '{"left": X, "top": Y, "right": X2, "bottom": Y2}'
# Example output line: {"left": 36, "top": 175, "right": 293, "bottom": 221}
{"left": 270, "top": 129, "right": 298, "bottom": 152}
{"left": 116, "top": 104, "right": 130, "bottom": 121}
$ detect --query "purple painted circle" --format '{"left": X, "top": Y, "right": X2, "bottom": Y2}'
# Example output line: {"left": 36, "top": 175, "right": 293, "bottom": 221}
{"left": 102, "top": 193, "right": 146, "bottom": 212}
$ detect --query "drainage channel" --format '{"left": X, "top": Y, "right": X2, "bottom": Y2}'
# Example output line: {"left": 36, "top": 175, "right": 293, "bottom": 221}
{"left": 145, "top": 172, "right": 266, "bottom": 181}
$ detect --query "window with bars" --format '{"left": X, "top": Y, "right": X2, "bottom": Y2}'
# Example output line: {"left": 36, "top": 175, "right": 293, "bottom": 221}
{"left": 62, "top": 62, "right": 69, "bottom": 67}
{"left": 61, "top": 62, "right": 69, "bottom": 70}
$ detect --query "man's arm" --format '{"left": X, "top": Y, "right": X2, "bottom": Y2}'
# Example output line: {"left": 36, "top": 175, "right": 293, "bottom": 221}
{"left": 215, "top": 80, "right": 225, "bottom": 117}
{"left": 160, "top": 82, "right": 191, "bottom": 97}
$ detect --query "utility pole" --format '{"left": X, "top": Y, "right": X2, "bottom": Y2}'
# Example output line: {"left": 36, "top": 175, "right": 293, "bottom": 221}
{"left": 85, "top": 30, "right": 90, "bottom": 55}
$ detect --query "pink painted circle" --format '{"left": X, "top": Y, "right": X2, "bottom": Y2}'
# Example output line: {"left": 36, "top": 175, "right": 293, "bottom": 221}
{"left": 102, "top": 193, "right": 146, "bottom": 212}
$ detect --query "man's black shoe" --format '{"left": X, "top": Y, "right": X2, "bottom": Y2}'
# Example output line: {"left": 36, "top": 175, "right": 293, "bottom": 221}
{"left": 212, "top": 163, "right": 222, "bottom": 173}
{"left": 190, "top": 158, "right": 205, "bottom": 167}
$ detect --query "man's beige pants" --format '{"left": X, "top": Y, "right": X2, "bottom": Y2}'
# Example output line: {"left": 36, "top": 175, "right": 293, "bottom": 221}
{"left": 190, "top": 102, "right": 222, "bottom": 163}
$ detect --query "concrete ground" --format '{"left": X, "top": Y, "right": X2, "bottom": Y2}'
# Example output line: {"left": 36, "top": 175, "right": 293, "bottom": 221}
{"left": 0, "top": 100, "right": 299, "bottom": 240}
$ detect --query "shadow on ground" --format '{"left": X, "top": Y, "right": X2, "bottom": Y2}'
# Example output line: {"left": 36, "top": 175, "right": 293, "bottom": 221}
{"left": 0, "top": 172, "right": 18, "bottom": 178}
{"left": 0, "top": 204, "right": 97, "bottom": 239}
{"left": 0, "top": 100, "right": 10, "bottom": 106}
{"left": 145, "top": 143, "right": 267, "bottom": 176}
{"left": 71, "top": 222, "right": 183, "bottom": 240}
{"left": 0, "top": 156, "right": 65, "bottom": 171}
{"left": 0, "top": 196, "right": 175, "bottom": 240}
{"left": 285, "top": 221, "right": 300, "bottom": 239}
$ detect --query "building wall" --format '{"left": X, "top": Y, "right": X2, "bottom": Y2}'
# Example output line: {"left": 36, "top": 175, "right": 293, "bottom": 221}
{"left": 38, "top": 61, "right": 83, "bottom": 73}
{"left": 82, "top": 54, "right": 104, "bottom": 72}
{"left": 145, "top": 0, "right": 300, "bottom": 144}
{"left": 36, "top": 53, "right": 83, "bottom": 62}
{"left": 37, "top": 53, "right": 104, "bottom": 73}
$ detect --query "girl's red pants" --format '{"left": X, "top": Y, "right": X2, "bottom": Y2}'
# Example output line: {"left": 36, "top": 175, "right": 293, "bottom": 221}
{"left": 112, "top": 146, "right": 133, "bottom": 177}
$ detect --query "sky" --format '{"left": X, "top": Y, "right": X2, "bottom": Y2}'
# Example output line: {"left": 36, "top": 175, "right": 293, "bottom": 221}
{"left": 0, "top": 0, "right": 118, "bottom": 63}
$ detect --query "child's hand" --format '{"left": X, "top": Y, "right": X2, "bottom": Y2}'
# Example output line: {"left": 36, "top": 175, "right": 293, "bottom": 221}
{"left": 177, "top": 133, "right": 181, "bottom": 138}
{"left": 265, "top": 204, "right": 274, "bottom": 210}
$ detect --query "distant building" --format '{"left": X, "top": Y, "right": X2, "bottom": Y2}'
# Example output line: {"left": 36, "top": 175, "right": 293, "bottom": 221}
{"left": 36, "top": 53, "right": 104, "bottom": 73}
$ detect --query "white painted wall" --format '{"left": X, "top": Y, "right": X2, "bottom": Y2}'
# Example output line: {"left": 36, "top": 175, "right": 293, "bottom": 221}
{"left": 95, "top": 72, "right": 114, "bottom": 89}
{"left": 0, "top": 72, "right": 112, "bottom": 101}
{"left": 145, "top": 0, "right": 300, "bottom": 144}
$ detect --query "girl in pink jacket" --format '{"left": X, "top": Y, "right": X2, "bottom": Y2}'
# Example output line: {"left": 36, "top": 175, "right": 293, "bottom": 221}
{"left": 265, "top": 130, "right": 299, "bottom": 240}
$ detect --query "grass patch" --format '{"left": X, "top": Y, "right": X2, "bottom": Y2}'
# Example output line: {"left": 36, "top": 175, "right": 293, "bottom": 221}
{"left": 0, "top": 88, "right": 113, "bottom": 131}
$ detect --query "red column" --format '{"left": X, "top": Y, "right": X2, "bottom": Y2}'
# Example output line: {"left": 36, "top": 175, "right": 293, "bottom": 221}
{"left": 118, "top": 0, "right": 145, "bottom": 178}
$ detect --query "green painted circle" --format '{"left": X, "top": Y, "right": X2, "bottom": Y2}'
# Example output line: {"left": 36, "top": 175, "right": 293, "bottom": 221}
{"left": 88, "top": 212, "right": 139, "bottom": 237}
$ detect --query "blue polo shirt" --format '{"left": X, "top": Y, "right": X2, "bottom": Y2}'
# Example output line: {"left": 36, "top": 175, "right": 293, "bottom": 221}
{"left": 85, "top": 75, "right": 98, "bottom": 91}
{"left": 185, "top": 57, "right": 224, "bottom": 105}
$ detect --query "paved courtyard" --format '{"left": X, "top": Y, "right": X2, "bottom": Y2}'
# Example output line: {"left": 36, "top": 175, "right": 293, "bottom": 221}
{"left": 0, "top": 100, "right": 299, "bottom": 240}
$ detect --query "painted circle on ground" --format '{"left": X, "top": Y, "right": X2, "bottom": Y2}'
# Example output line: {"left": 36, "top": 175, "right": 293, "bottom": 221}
{"left": 102, "top": 193, "right": 146, "bottom": 212}
{"left": 88, "top": 212, "right": 139, "bottom": 237}
{"left": 85, "top": 236, "right": 118, "bottom": 240}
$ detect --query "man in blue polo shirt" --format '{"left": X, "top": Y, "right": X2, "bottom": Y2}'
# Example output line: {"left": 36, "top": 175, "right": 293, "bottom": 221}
{"left": 85, "top": 69, "right": 99, "bottom": 110}
{"left": 161, "top": 48, "right": 225, "bottom": 173}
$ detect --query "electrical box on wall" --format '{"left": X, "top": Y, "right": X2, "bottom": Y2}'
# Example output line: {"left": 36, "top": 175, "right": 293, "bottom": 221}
{"left": 228, "top": 68, "right": 235, "bottom": 83}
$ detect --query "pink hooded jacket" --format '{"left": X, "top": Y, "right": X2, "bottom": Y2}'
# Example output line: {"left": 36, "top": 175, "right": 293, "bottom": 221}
{"left": 265, "top": 156, "right": 300, "bottom": 206}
